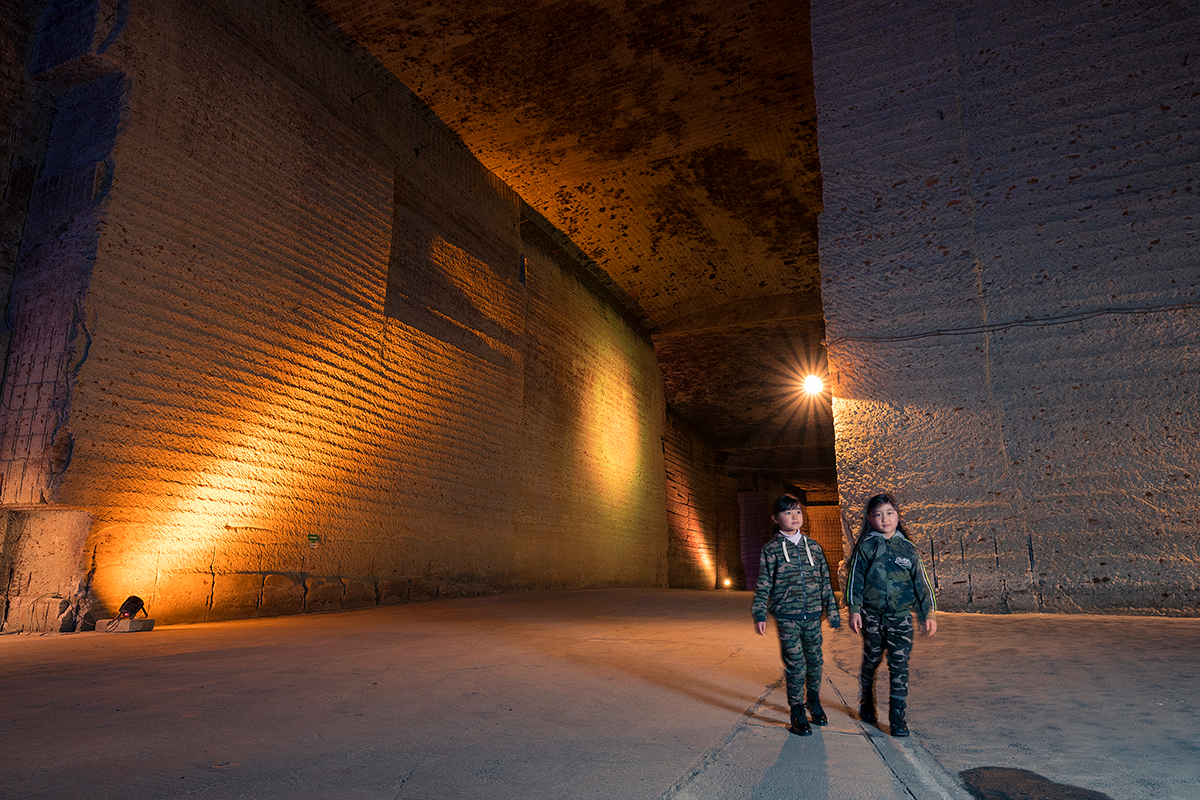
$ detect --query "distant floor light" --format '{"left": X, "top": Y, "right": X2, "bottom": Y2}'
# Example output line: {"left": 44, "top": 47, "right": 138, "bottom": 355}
{"left": 803, "top": 375, "right": 824, "bottom": 394}
{"left": 723, "top": 578, "right": 732, "bottom": 587}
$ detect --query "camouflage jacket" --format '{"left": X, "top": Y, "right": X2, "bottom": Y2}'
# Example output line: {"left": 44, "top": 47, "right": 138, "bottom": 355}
{"left": 752, "top": 534, "right": 840, "bottom": 625}
{"left": 846, "top": 531, "right": 936, "bottom": 621}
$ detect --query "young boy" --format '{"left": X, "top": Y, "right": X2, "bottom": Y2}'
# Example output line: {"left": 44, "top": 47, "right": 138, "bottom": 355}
{"left": 752, "top": 493, "right": 840, "bottom": 735}
{"left": 846, "top": 493, "right": 937, "bottom": 737}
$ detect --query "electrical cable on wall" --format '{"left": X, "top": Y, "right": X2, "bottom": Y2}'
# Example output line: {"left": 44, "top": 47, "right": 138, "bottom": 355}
{"left": 824, "top": 299, "right": 1200, "bottom": 347}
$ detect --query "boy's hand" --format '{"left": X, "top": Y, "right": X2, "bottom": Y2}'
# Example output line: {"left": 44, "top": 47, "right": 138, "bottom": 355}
{"left": 755, "top": 620, "right": 767, "bottom": 636}
{"left": 849, "top": 612, "right": 862, "bottom": 633}
{"left": 924, "top": 618, "right": 938, "bottom": 636}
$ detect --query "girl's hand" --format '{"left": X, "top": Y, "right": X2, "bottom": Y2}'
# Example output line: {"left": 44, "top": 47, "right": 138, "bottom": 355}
{"left": 849, "top": 612, "right": 862, "bottom": 633}
{"left": 755, "top": 620, "right": 767, "bottom": 636}
{"left": 924, "top": 618, "right": 938, "bottom": 636}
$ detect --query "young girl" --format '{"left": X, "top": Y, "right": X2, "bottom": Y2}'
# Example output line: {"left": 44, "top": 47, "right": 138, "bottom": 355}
{"left": 846, "top": 493, "right": 937, "bottom": 737}
{"left": 752, "top": 493, "right": 840, "bottom": 735}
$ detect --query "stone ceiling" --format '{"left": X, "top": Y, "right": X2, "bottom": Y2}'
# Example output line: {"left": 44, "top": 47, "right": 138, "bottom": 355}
{"left": 314, "top": 0, "right": 835, "bottom": 490}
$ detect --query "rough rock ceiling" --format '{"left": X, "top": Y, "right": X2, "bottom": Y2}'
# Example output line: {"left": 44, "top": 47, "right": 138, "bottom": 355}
{"left": 315, "top": 0, "right": 834, "bottom": 489}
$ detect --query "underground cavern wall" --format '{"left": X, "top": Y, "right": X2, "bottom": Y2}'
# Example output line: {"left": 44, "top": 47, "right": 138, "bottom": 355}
{"left": 813, "top": 0, "right": 1200, "bottom": 615}
{"left": 0, "top": 0, "right": 677, "bottom": 627}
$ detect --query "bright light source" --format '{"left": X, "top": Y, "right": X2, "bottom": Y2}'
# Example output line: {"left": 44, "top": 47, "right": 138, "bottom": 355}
{"left": 723, "top": 578, "right": 732, "bottom": 587}
{"left": 803, "top": 375, "right": 824, "bottom": 394}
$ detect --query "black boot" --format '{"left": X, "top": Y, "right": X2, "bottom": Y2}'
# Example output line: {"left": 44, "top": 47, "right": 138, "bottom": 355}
{"left": 790, "top": 705, "right": 812, "bottom": 736}
{"left": 889, "top": 705, "right": 909, "bottom": 737}
{"left": 807, "top": 692, "right": 828, "bottom": 726}
{"left": 859, "top": 688, "right": 877, "bottom": 724}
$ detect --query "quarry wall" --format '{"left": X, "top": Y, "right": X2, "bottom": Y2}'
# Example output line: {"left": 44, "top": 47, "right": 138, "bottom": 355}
{"left": 0, "top": 0, "right": 48, "bottom": 364}
{"left": 813, "top": 0, "right": 1199, "bottom": 615}
{"left": 1, "top": 0, "right": 670, "bottom": 628}
{"left": 662, "top": 408, "right": 745, "bottom": 589}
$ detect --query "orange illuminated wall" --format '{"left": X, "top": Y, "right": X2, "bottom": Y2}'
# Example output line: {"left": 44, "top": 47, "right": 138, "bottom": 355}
{"left": 662, "top": 410, "right": 719, "bottom": 589}
{"left": 2, "top": 0, "right": 670, "bottom": 626}
{"left": 803, "top": 497, "right": 844, "bottom": 592}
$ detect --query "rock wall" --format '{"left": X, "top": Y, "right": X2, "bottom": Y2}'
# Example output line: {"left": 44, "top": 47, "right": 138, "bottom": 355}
{"left": 0, "top": 508, "right": 92, "bottom": 631}
{"left": 804, "top": 493, "right": 844, "bottom": 592}
{"left": 1, "top": 0, "right": 669, "bottom": 627}
{"left": 663, "top": 408, "right": 742, "bottom": 589}
{"left": 0, "top": 0, "right": 49, "bottom": 359}
{"left": 738, "top": 487, "right": 843, "bottom": 594}
{"left": 813, "top": 0, "right": 1200, "bottom": 615}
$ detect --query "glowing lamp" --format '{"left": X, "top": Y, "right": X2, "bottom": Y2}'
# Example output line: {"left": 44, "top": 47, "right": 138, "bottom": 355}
{"left": 803, "top": 375, "right": 824, "bottom": 394}
{"left": 723, "top": 578, "right": 732, "bottom": 587}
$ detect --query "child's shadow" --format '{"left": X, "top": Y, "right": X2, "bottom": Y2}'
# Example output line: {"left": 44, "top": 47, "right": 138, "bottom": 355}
{"left": 749, "top": 734, "right": 832, "bottom": 799}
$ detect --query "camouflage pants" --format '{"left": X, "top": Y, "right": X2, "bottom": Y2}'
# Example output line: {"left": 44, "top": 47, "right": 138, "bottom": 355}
{"left": 859, "top": 611, "right": 913, "bottom": 708}
{"left": 776, "top": 618, "right": 824, "bottom": 708}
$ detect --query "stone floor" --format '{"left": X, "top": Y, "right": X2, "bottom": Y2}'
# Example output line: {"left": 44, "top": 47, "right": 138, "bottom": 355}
{"left": 1, "top": 589, "right": 1196, "bottom": 799}
{"left": 860, "top": 611, "right": 1200, "bottom": 800}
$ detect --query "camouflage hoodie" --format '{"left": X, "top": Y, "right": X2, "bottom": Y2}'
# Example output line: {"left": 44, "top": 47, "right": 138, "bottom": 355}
{"left": 846, "top": 531, "right": 936, "bottom": 622}
{"left": 752, "top": 534, "right": 840, "bottom": 625}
